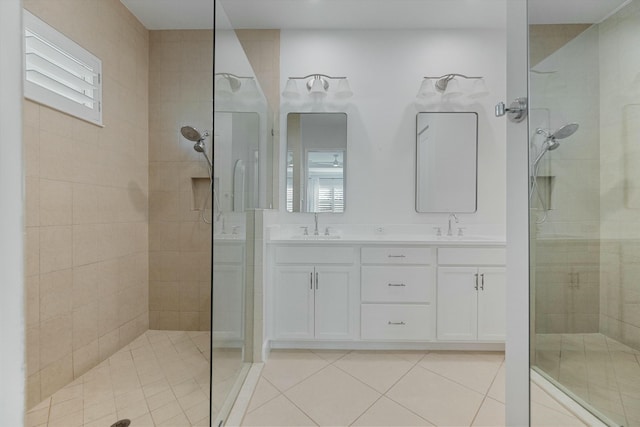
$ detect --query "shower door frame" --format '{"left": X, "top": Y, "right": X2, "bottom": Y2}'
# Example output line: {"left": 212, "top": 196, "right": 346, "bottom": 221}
{"left": 505, "top": 0, "right": 531, "bottom": 425}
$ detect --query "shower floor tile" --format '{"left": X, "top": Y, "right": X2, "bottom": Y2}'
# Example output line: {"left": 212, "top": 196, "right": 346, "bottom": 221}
{"left": 534, "top": 332, "right": 640, "bottom": 426}
{"left": 25, "top": 330, "right": 218, "bottom": 427}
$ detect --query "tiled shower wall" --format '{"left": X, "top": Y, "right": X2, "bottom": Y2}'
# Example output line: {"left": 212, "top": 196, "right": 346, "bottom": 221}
{"left": 599, "top": 1, "right": 640, "bottom": 350}
{"left": 148, "top": 30, "right": 213, "bottom": 331}
{"left": 23, "top": 0, "right": 149, "bottom": 408}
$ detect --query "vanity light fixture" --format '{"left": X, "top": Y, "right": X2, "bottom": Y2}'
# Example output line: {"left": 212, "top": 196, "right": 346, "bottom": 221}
{"left": 417, "top": 74, "right": 488, "bottom": 99}
{"left": 282, "top": 74, "right": 353, "bottom": 99}
{"left": 215, "top": 73, "right": 260, "bottom": 100}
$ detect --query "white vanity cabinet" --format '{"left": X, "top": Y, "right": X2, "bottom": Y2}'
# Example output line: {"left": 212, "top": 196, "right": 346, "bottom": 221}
{"left": 360, "top": 247, "right": 436, "bottom": 341}
{"left": 213, "top": 241, "right": 245, "bottom": 344}
{"left": 272, "top": 246, "right": 358, "bottom": 341}
{"left": 436, "top": 248, "right": 506, "bottom": 341}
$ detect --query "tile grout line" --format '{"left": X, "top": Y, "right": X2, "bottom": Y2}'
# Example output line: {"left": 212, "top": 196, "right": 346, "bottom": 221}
{"left": 376, "top": 351, "right": 440, "bottom": 427}
{"left": 468, "top": 359, "right": 505, "bottom": 426}
{"left": 605, "top": 335, "right": 631, "bottom": 426}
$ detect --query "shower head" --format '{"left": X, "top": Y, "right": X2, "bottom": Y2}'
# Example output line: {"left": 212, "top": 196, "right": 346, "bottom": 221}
{"left": 180, "top": 125, "right": 212, "bottom": 174}
{"left": 549, "top": 123, "right": 579, "bottom": 141}
{"left": 180, "top": 125, "right": 209, "bottom": 143}
{"left": 536, "top": 123, "right": 579, "bottom": 151}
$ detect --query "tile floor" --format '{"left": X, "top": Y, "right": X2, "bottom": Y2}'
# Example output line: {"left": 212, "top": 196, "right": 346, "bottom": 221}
{"left": 25, "top": 330, "right": 219, "bottom": 427}
{"left": 241, "top": 349, "right": 587, "bottom": 426}
{"left": 535, "top": 332, "right": 640, "bottom": 426}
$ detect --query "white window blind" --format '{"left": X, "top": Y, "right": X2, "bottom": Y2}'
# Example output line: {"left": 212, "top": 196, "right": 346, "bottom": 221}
{"left": 23, "top": 10, "right": 103, "bottom": 126}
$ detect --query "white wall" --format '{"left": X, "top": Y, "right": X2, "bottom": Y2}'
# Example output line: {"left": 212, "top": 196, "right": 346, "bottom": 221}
{"left": 0, "top": 0, "right": 25, "bottom": 424}
{"left": 277, "top": 29, "right": 507, "bottom": 237}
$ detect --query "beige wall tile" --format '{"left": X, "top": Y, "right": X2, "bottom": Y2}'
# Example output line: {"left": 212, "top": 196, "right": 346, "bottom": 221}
{"left": 72, "top": 302, "right": 99, "bottom": 350}
{"left": 26, "top": 373, "right": 41, "bottom": 410}
{"left": 98, "top": 329, "right": 120, "bottom": 362}
{"left": 39, "top": 179, "right": 72, "bottom": 226}
{"left": 39, "top": 132, "right": 74, "bottom": 182}
{"left": 149, "top": 252, "right": 180, "bottom": 281}
{"left": 73, "top": 224, "right": 100, "bottom": 266}
{"left": 26, "top": 326, "right": 40, "bottom": 377}
{"left": 39, "top": 226, "right": 72, "bottom": 273}
{"left": 25, "top": 228, "right": 40, "bottom": 277}
{"left": 25, "top": 176, "right": 40, "bottom": 227}
{"left": 72, "top": 340, "right": 99, "bottom": 379}
{"left": 39, "top": 269, "right": 72, "bottom": 322}
{"left": 72, "top": 263, "right": 99, "bottom": 310}
{"left": 180, "top": 282, "right": 200, "bottom": 312}
{"left": 40, "top": 314, "right": 72, "bottom": 367}
{"left": 72, "top": 183, "right": 100, "bottom": 225}
{"left": 149, "top": 222, "right": 181, "bottom": 251}
{"left": 179, "top": 312, "right": 199, "bottom": 330}
{"left": 26, "top": 275, "right": 40, "bottom": 327}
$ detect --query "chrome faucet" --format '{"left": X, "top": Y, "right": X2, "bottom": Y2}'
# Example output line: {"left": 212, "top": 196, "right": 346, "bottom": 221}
{"left": 447, "top": 213, "right": 459, "bottom": 236}
{"left": 313, "top": 213, "right": 320, "bottom": 236}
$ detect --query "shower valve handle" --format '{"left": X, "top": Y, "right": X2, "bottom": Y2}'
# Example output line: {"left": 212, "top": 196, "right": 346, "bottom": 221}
{"left": 495, "top": 97, "right": 527, "bottom": 123}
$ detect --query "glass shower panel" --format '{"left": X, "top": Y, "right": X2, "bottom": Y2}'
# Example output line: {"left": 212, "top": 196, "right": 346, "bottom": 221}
{"left": 529, "top": 1, "right": 640, "bottom": 425}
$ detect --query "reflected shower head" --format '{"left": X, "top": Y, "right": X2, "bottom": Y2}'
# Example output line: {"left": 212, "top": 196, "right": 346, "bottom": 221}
{"left": 536, "top": 123, "right": 579, "bottom": 151}
{"left": 180, "top": 125, "right": 209, "bottom": 143}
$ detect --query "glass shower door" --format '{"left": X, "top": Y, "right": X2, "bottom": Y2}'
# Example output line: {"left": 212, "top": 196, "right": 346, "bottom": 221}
{"left": 529, "top": 1, "right": 640, "bottom": 425}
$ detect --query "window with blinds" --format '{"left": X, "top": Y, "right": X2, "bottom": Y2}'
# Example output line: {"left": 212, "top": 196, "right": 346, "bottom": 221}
{"left": 23, "top": 10, "right": 103, "bottom": 126}
{"left": 308, "top": 177, "right": 344, "bottom": 213}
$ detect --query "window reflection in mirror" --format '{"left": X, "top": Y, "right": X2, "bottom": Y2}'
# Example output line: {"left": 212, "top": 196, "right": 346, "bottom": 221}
{"left": 286, "top": 113, "right": 347, "bottom": 213}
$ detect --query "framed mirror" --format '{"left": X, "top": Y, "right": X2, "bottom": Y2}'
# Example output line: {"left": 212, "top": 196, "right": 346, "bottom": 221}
{"left": 286, "top": 113, "right": 347, "bottom": 213}
{"left": 214, "top": 111, "right": 261, "bottom": 213}
{"left": 416, "top": 112, "right": 478, "bottom": 213}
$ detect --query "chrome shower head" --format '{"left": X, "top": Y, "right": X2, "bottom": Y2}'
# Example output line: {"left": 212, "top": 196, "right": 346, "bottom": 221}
{"left": 181, "top": 125, "right": 204, "bottom": 142}
{"left": 549, "top": 123, "right": 579, "bottom": 141}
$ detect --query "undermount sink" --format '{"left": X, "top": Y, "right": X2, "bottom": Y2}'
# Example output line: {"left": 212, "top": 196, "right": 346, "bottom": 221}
{"left": 290, "top": 235, "right": 342, "bottom": 240}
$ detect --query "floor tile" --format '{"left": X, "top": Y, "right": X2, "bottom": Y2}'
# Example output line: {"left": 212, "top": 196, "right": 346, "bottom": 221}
{"left": 309, "top": 349, "right": 350, "bottom": 363}
{"left": 530, "top": 402, "right": 587, "bottom": 426}
{"left": 418, "top": 351, "right": 504, "bottom": 394}
{"left": 260, "top": 349, "right": 328, "bottom": 392}
{"left": 334, "top": 351, "right": 415, "bottom": 393}
{"left": 487, "top": 362, "right": 505, "bottom": 403}
{"left": 387, "top": 365, "right": 484, "bottom": 426}
{"left": 351, "top": 396, "right": 433, "bottom": 426}
{"left": 285, "top": 365, "right": 381, "bottom": 426}
{"left": 241, "top": 395, "right": 317, "bottom": 426}
{"left": 472, "top": 397, "right": 505, "bottom": 426}
{"left": 247, "top": 377, "right": 281, "bottom": 412}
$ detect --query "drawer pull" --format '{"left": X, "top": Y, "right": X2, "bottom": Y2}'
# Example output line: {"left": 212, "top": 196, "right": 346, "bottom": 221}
{"left": 387, "top": 255, "right": 406, "bottom": 258}
{"left": 388, "top": 283, "right": 406, "bottom": 287}
{"left": 388, "top": 321, "right": 406, "bottom": 326}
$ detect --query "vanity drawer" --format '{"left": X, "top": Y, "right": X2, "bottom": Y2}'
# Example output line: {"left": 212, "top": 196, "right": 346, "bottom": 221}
{"left": 361, "top": 247, "right": 434, "bottom": 265}
{"left": 361, "top": 266, "right": 434, "bottom": 303}
{"left": 275, "top": 246, "right": 354, "bottom": 264}
{"left": 438, "top": 248, "right": 505, "bottom": 266}
{"left": 361, "top": 304, "right": 434, "bottom": 341}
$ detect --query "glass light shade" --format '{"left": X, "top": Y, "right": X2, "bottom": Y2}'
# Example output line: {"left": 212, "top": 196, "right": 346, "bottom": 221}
{"left": 468, "top": 78, "right": 490, "bottom": 99}
{"left": 335, "top": 79, "right": 353, "bottom": 99}
{"left": 282, "top": 79, "right": 300, "bottom": 98}
{"left": 416, "top": 79, "right": 437, "bottom": 99}
{"left": 242, "top": 78, "right": 261, "bottom": 99}
{"left": 214, "top": 77, "right": 233, "bottom": 100}
{"left": 443, "top": 78, "right": 463, "bottom": 97}
{"left": 309, "top": 77, "right": 327, "bottom": 98}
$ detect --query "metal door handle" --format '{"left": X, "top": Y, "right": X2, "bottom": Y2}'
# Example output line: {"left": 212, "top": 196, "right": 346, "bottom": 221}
{"left": 315, "top": 271, "right": 318, "bottom": 290}
{"left": 388, "top": 321, "right": 406, "bottom": 325}
{"left": 310, "top": 272, "right": 313, "bottom": 289}
{"left": 388, "top": 283, "right": 406, "bottom": 287}
{"left": 474, "top": 273, "right": 479, "bottom": 290}
{"left": 495, "top": 97, "right": 527, "bottom": 122}
{"left": 388, "top": 255, "right": 406, "bottom": 258}
{"left": 480, "top": 273, "right": 485, "bottom": 290}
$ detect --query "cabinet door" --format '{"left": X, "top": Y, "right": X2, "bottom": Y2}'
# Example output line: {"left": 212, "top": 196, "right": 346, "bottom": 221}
{"left": 477, "top": 267, "right": 506, "bottom": 341}
{"left": 212, "top": 264, "right": 244, "bottom": 341}
{"left": 437, "top": 267, "right": 478, "bottom": 341}
{"left": 314, "top": 266, "right": 355, "bottom": 340}
{"left": 274, "top": 266, "right": 315, "bottom": 340}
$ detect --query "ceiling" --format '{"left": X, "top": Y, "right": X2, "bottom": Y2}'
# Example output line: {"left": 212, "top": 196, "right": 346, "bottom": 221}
{"left": 119, "top": 0, "right": 630, "bottom": 31}
{"left": 119, "top": 0, "right": 214, "bottom": 30}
